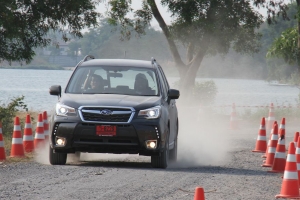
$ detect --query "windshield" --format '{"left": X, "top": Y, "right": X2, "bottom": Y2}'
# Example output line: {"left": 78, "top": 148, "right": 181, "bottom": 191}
{"left": 66, "top": 65, "right": 159, "bottom": 96}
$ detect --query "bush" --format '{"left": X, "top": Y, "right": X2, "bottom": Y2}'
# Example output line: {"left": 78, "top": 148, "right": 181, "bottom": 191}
{"left": 174, "top": 79, "right": 218, "bottom": 106}
{"left": 192, "top": 80, "right": 217, "bottom": 106}
{"left": 0, "top": 96, "right": 28, "bottom": 136}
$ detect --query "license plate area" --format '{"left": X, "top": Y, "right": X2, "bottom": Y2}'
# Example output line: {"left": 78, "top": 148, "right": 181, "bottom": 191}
{"left": 96, "top": 125, "right": 117, "bottom": 136}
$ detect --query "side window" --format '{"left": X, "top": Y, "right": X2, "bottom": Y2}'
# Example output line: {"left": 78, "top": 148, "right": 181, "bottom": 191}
{"left": 157, "top": 68, "right": 167, "bottom": 100}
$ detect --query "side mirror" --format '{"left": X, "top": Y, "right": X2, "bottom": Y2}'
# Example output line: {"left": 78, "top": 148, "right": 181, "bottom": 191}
{"left": 168, "top": 89, "right": 180, "bottom": 99}
{"left": 49, "top": 85, "right": 61, "bottom": 97}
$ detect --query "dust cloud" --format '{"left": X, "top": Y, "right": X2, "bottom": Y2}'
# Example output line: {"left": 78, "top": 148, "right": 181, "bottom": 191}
{"left": 173, "top": 103, "right": 233, "bottom": 168}
{"left": 34, "top": 142, "right": 50, "bottom": 165}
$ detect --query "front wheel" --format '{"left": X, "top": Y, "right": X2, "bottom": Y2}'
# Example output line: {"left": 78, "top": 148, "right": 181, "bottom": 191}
{"left": 151, "top": 133, "right": 169, "bottom": 169}
{"left": 169, "top": 135, "right": 177, "bottom": 163}
{"left": 49, "top": 145, "right": 67, "bottom": 165}
{"left": 169, "top": 122, "right": 178, "bottom": 163}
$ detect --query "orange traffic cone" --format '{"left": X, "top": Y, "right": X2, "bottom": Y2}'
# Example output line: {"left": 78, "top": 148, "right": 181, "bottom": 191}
{"left": 0, "top": 121, "right": 6, "bottom": 160}
{"left": 278, "top": 118, "right": 286, "bottom": 137}
{"left": 34, "top": 114, "right": 45, "bottom": 150}
{"left": 43, "top": 111, "right": 49, "bottom": 141}
{"left": 269, "top": 124, "right": 286, "bottom": 173}
{"left": 23, "top": 114, "right": 34, "bottom": 153}
{"left": 252, "top": 117, "right": 267, "bottom": 153}
{"left": 267, "top": 103, "right": 275, "bottom": 130}
{"left": 296, "top": 136, "right": 300, "bottom": 186}
{"left": 262, "top": 121, "right": 277, "bottom": 158}
{"left": 230, "top": 103, "right": 238, "bottom": 130}
{"left": 194, "top": 187, "right": 205, "bottom": 200}
{"left": 262, "top": 123, "right": 278, "bottom": 167}
{"left": 275, "top": 142, "right": 300, "bottom": 199}
{"left": 294, "top": 132, "right": 299, "bottom": 147}
{"left": 10, "top": 117, "right": 25, "bottom": 157}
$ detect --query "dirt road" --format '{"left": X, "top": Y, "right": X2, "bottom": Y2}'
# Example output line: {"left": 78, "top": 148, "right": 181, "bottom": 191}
{"left": 0, "top": 111, "right": 297, "bottom": 200}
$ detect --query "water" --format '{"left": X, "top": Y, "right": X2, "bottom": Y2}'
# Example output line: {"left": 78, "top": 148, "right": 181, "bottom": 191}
{"left": 0, "top": 69, "right": 73, "bottom": 112}
{"left": 0, "top": 69, "right": 299, "bottom": 113}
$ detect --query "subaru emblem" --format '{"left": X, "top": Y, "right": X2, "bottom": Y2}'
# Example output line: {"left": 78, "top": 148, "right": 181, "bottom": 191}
{"left": 100, "top": 109, "right": 113, "bottom": 115}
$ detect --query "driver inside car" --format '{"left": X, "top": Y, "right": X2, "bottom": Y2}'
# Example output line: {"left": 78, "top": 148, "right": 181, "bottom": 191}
{"left": 83, "top": 74, "right": 104, "bottom": 93}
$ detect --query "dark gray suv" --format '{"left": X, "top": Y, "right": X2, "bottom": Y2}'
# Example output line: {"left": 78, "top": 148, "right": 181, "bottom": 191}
{"left": 49, "top": 55, "right": 180, "bottom": 168}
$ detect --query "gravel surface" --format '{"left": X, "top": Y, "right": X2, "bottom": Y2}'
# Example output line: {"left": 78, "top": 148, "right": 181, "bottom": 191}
{"left": 0, "top": 111, "right": 298, "bottom": 200}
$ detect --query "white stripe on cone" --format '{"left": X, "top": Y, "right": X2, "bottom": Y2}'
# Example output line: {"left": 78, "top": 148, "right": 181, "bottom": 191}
{"left": 36, "top": 122, "right": 43, "bottom": 127}
{"left": 268, "top": 147, "right": 276, "bottom": 153}
{"left": 35, "top": 134, "right": 45, "bottom": 140}
{"left": 13, "top": 126, "right": 21, "bottom": 131}
{"left": 25, "top": 123, "right": 32, "bottom": 128}
{"left": 275, "top": 152, "right": 286, "bottom": 159}
{"left": 279, "top": 125, "right": 286, "bottom": 129}
{"left": 23, "top": 135, "right": 34, "bottom": 141}
{"left": 287, "top": 154, "right": 296, "bottom": 162}
{"left": 12, "top": 138, "right": 23, "bottom": 144}
{"left": 257, "top": 136, "right": 266, "bottom": 140}
{"left": 283, "top": 171, "right": 298, "bottom": 179}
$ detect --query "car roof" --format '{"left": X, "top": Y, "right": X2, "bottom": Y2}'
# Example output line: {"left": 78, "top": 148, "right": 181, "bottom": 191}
{"left": 80, "top": 59, "right": 155, "bottom": 69}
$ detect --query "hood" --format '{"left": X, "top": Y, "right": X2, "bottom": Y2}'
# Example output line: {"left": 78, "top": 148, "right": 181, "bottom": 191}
{"left": 59, "top": 93, "right": 161, "bottom": 110}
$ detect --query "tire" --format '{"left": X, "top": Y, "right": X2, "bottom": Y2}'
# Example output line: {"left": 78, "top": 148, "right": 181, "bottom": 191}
{"left": 169, "top": 135, "right": 177, "bottom": 163}
{"left": 169, "top": 122, "right": 178, "bottom": 163}
{"left": 49, "top": 145, "right": 67, "bottom": 165}
{"left": 151, "top": 132, "right": 169, "bottom": 169}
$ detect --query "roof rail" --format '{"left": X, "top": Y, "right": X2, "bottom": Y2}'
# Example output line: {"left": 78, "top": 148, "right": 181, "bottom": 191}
{"left": 83, "top": 55, "right": 95, "bottom": 62}
{"left": 151, "top": 57, "right": 156, "bottom": 64}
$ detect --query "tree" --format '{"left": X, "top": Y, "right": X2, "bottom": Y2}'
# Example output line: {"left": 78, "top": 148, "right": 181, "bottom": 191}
{"left": 68, "top": 18, "right": 173, "bottom": 61}
{"left": 267, "top": 1, "right": 300, "bottom": 81}
{"left": 106, "top": 0, "right": 288, "bottom": 98}
{"left": 267, "top": 27, "right": 298, "bottom": 65}
{"left": 0, "top": 0, "right": 100, "bottom": 63}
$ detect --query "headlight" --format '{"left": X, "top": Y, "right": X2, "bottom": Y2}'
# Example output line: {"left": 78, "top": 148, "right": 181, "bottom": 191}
{"left": 138, "top": 106, "right": 161, "bottom": 119}
{"left": 55, "top": 103, "right": 76, "bottom": 116}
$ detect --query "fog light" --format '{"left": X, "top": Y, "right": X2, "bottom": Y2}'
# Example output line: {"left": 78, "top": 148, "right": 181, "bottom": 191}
{"left": 145, "top": 140, "right": 157, "bottom": 149}
{"left": 55, "top": 136, "right": 66, "bottom": 147}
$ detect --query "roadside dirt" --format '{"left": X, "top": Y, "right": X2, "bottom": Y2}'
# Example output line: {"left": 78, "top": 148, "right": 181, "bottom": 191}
{"left": 0, "top": 108, "right": 298, "bottom": 200}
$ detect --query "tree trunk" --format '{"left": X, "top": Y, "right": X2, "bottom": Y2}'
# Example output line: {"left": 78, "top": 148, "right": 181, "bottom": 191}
{"left": 147, "top": 0, "right": 208, "bottom": 96}
{"left": 180, "top": 46, "right": 208, "bottom": 102}
{"left": 186, "top": 42, "right": 195, "bottom": 63}
{"left": 147, "top": 0, "right": 187, "bottom": 78}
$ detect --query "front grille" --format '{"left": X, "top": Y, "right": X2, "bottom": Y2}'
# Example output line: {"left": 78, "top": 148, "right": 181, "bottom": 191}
{"left": 79, "top": 106, "right": 134, "bottom": 123}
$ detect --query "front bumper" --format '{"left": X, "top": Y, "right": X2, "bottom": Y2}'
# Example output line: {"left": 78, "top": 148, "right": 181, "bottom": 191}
{"left": 50, "top": 118, "right": 166, "bottom": 156}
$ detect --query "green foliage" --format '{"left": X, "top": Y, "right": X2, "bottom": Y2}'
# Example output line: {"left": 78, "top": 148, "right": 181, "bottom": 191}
{"left": 267, "top": 27, "right": 299, "bottom": 65}
{"left": 0, "top": 0, "right": 100, "bottom": 63}
{"left": 0, "top": 96, "right": 28, "bottom": 136}
{"left": 108, "top": 0, "right": 265, "bottom": 56}
{"left": 106, "top": 0, "right": 291, "bottom": 93}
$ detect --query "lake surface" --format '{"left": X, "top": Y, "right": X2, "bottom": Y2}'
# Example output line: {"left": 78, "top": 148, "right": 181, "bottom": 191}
{"left": 0, "top": 69, "right": 299, "bottom": 113}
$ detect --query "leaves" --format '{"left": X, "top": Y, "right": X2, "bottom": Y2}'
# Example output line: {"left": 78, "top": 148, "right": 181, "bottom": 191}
{"left": 266, "top": 27, "right": 299, "bottom": 65}
{"left": 0, "top": 0, "right": 101, "bottom": 63}
{"left": 0, "top": 96, "right": 28, "bottom": 136}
